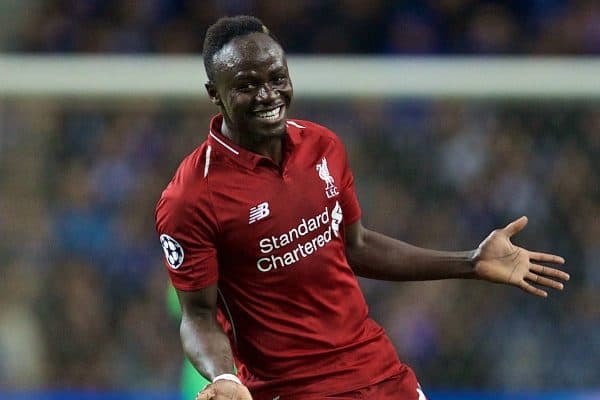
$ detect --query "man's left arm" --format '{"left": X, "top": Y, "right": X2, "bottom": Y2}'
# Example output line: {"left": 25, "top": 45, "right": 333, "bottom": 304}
{"left": 345, "top": 216, "right": 569, "bottom": 297}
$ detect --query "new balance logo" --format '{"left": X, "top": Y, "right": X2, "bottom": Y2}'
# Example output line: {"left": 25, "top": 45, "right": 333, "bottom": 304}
{"left": 249, "top": 202, "right": 270, "bottom": 224}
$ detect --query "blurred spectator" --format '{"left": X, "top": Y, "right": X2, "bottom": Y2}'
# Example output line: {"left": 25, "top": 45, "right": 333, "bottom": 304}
{"left": 2, "top": 0, "right": 600, "bottom": 54}
{"left": 0, "top": 261, "right": 46, "bottom": 387}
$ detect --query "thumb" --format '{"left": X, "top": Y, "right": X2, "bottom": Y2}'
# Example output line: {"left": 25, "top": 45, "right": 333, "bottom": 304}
{"left": 503, "top": 216, "right": 528, "bottom": 237}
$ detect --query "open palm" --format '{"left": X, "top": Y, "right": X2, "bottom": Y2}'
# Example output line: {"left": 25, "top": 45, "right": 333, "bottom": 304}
{"left": 474, "top": 216, "right": 570, "bottom": 297}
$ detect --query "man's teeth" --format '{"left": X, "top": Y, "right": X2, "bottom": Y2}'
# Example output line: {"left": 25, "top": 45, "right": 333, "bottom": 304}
{"left": 256, "top": 107, "right": 281, "bottom": 119}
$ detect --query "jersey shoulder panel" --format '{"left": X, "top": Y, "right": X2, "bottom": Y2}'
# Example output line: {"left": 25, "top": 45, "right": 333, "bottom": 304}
{"left": 155, "top": 141, "right": 220, "bottom": 243}
{"left": 156, "top": 142, "right": 216, "bottom": 211}
{"left": 288, "top": 119, "right": 347, "bottom": 158}
{"left": 289, "top": 119, "right": 341, "bottom": 141}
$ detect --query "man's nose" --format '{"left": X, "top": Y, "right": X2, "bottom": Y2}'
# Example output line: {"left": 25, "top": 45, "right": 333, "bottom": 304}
{"left": 256, "top": 83, "right": 277, "bottom": 100}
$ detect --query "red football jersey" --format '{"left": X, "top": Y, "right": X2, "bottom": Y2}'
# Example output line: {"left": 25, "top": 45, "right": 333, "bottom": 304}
{"left": 156, "top": 115, "right": 405, "bottom": 399}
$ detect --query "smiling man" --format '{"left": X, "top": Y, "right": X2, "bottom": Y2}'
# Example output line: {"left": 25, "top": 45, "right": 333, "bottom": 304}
{"left": 155, "top": 16, "right": 569, "bottom": 400}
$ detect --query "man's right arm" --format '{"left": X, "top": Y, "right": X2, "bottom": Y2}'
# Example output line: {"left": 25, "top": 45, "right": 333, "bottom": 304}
{"left": 177, "top": 285, "right": 253, "bottom": 400}
{"left": 177, "top": 284, "right": 235, "bottom": 380}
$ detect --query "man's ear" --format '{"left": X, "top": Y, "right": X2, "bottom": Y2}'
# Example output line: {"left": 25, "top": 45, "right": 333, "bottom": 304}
{"left": 205, "top": 82, "right": 222, "bottom": 106}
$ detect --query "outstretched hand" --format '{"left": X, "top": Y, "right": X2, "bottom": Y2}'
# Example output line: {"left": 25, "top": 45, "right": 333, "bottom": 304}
{"left": 196, "top": 380, "right": 253, "bottom": 400}
{"left": 474, "top": 216, "right": 570, "bottom": 297}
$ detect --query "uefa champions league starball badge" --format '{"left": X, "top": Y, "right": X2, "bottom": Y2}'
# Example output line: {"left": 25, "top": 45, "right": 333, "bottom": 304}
{"left": 160, "top": 234, "right": 184, "bottom": 269}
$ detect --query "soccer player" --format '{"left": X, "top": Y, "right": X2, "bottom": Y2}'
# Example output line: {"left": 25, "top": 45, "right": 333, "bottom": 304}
{"left": 155, "top": 16, "right": 570, "bottom": 400}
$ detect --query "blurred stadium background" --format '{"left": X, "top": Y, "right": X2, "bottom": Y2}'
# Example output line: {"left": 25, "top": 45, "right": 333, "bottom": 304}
{"left": 0, "top": 1, "right": 598, "bottom": 399}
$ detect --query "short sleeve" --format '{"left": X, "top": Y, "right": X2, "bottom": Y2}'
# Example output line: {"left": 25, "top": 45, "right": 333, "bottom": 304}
{"left": 155, "top": 189, "right": 219, "bottom": 291}
{"left": 338, "top": 140, "right": 361, "bottom": 225}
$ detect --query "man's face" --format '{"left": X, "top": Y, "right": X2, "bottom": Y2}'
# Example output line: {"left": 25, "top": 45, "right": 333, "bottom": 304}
{"left": 208, "top": 32, "right": 293, "bottom": 141}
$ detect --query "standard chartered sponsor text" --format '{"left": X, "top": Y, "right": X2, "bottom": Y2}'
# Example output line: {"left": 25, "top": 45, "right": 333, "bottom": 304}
{"left": 257, "top": 203, "right": 341, "bottom": 272}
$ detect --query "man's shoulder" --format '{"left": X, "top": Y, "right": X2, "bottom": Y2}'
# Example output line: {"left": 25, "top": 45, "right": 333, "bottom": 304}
{"left": 287, "top": 119, "right": 342, "bottom": 153}
{"left": 155, "top": 141, "right": 218, "bottom": 230}
{"left": 287, "top": 118, "right": 342, "bottom": 145}
{"left": 159, "top": 142, "right": 211, "bottom": 205}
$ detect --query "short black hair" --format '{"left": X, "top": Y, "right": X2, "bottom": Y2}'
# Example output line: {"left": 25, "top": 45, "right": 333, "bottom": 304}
{"left": 203, "top": 15, "right": 279, "bottom": 81}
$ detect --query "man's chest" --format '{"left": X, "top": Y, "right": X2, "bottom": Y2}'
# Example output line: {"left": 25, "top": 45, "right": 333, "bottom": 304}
{"left": 209, "top": 152, "right": 346, "bottom": 274}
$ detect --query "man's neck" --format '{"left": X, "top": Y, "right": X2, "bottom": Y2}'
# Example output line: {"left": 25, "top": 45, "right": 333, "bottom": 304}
{"left": 221, "top": 120, "right": 284, "bottom": 165}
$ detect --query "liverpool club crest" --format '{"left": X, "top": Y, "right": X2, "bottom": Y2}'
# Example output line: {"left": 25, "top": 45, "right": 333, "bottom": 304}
{"left": 316, "top": 157, "right": 339, "bottom": 198}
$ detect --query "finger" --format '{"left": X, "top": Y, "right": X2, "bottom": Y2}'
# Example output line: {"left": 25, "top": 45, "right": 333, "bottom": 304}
{"left": 520, "top": 280, "right": 548, "bottom": 297}
{"left": 520, "top": 281, "right": 548, "bottom": 297}
{"left": 525, "top": 272, "right": 564, "bottom": 290}
{"left": 503, "top": 216, "right": 528, "bottom": 237}
{"left": 529, "top": 251, "right": 566, "bottom": 265}
{"left": 530, "top": 263, "right": 570, "bottom": 281}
